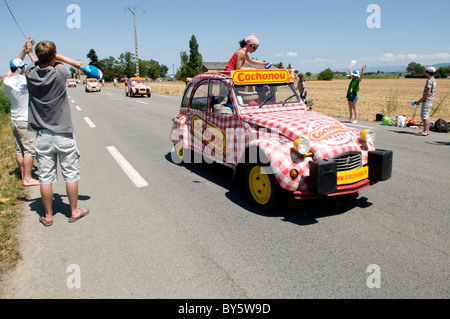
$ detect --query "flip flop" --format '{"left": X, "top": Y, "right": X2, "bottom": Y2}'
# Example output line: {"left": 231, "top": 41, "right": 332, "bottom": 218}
{"left": 68, "top": 208, "right": 89, "bottom": 223}
{"left": 415, "top": 132, "right": 429, "bottom": 136}
{"left": 39, "top": 216, "right": 53, "bottom": 227}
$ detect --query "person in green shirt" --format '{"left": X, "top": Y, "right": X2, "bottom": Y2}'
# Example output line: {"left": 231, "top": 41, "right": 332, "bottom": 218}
{"left": 347, "top": 65, "right": 366, "bottom": 124}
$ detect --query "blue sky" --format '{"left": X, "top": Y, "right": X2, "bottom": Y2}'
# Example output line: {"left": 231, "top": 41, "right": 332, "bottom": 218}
{"left": 1, "top": 0, "right": 449, "bottom": 75}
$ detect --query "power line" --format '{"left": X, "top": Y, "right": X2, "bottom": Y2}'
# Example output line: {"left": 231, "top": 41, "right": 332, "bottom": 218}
{"left": 4, "top": 0, "right": 27, "bottom": 39}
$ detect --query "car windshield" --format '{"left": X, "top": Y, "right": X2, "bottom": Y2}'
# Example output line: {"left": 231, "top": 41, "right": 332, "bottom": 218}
{"left": 87, "top": 80, "right": 97, "bottom": 83}
{"left": 233, "top": 83, "right": 300, "bottom": 108}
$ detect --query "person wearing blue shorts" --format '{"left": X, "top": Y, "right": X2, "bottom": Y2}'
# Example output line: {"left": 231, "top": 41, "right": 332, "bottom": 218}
{"left": 346, "top": 65, "right": 366, "bottom": 124}
{"left": 25, "top": 40, "right": 89, "bottom": 227}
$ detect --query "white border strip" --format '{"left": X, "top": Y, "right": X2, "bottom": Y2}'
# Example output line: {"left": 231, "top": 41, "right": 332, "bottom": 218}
{"left": 106, "top": 146, "right": 148, "bottom": 188}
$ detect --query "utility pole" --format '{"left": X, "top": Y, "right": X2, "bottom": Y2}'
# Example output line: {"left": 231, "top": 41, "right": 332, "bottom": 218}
{"left": 127, "top": 6, "right": 144, "bottom": 77}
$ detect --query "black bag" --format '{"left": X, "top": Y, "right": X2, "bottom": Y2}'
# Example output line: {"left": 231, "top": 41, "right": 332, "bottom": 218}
{"left": 433, "top": 118, "right": 449, "bottom": 132}
{"left": 376, "top": 114, "right": 384, "bottom": 121}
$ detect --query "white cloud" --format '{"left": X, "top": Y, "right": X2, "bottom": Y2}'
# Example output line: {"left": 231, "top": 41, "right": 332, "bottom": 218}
{"left": 364, "top": 52, "right": 450, "bottom": 63}
{"left": 300, "top": 58, "right": 335, "bottom": 64}
{"left": 275, "top": 51, "right": 299, "bottom": 57}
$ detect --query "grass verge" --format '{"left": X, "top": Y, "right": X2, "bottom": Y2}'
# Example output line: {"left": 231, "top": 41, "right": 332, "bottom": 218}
{"left": 0, "top": 86, "right": 27, "bottom": 278}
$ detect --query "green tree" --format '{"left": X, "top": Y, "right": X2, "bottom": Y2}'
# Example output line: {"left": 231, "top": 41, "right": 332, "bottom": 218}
{"left": 274, "top": 62, "right": 284, "bottom": 69}
{"left": 406, "top": 62, "right": 424, "bottom": 75}
{"left": 318, "top": 68, "right": 334, "bottom": 81}
{"left": 98, "top": 56, "right": 122, "bottom": 82}
{"left": 186, "top": 35, "right": 203, "bottom": 77}
{"left": 118, "top": 52, "right": 135, "bottom": 77}
{"left": 436, "top": 66, "right": 450, "bottom": 78}
{"left": 140, "top": 59, "right": 169, "bottom": 79}
{"left": 176, "top": 51, "right": 189, "bottom": 81}
{"left": 87, "top": 49, "right": 100, "bottom": 68}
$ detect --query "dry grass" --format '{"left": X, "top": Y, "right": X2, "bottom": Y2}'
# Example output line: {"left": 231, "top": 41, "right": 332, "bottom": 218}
{"left": 106, "top": 78, "right": 450, "bottom": 122}
{"left": 0, "top": 112, "right": 26, "bottom": 276}
{"left": 305, "top": 78, "right": 450, "bottom": 122}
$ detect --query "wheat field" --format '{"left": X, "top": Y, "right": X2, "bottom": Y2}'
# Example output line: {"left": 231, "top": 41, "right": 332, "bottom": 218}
{"left": 106, "top": 78, "right": 450, "bottom": 123}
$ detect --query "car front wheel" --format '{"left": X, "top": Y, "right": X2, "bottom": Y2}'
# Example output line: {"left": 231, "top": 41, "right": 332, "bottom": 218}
{"left": 246, "top": 163, "right": 280, "bottom": 212}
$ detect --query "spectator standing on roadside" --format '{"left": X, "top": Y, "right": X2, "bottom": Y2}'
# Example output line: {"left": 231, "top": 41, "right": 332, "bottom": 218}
{"left": 25, "top": 40, "right": 89, "bottom": 227}
{"left": 297, "top": 73, "right": 307, "bottom": 101}
{"left": 224, "top": 33, "right": 270, "bottom": 71}
{"left": 413, "top": 67, "right": 437, "bottom": 136}
{"left": 2, "top": 38, "right": 39, "bottom": 186}
{"left": 346, "top": 64, "right": 366, "bottom": 124}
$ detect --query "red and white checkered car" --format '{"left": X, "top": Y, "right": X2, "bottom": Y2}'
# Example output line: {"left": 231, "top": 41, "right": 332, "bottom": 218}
{"left": 125, "top": 77, "right": 151, "bottom": 97}
{"left": 170, "top": 69, "right": 393, "bottom": 211}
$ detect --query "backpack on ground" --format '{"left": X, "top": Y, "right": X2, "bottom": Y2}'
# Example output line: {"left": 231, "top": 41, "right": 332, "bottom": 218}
{"left": 433, "top": 118, "right": 449, "bottom": 133}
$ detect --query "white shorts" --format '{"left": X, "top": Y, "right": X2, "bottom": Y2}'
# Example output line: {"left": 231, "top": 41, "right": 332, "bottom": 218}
{"left": 35, "top": 130, "right": 80, "bottom": 184}
{"left": 421, "top": 101, "right": 433, "bottom": 120}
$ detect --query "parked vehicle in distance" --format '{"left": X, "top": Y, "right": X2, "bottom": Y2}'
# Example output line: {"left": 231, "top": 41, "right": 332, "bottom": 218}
{"left": 125, "top": 77, "right": 151, "bottom": 97}
{"left": 85, "top": 78, "right": 101, "bottom": 93}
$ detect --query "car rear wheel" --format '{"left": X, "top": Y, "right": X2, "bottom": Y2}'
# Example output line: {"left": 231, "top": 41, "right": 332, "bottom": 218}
{"left": 246, "top": 163, "right": 280, "bottom": 211}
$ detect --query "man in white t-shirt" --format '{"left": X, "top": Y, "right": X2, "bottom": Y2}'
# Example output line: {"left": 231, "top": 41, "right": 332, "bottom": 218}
{"left": 2, "top": 38, "right": 39, "bottom": 186}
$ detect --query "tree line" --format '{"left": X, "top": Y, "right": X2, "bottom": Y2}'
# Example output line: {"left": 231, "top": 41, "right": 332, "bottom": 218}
{"left": 406, "top": 62, "right": 450, "bottom": 78}
{"left": 70, "top": 49, "right": 169, "bottom": 82}
{"left": 71, "top": 35, "right": 205, "bottom": 82}
{"left": 315, "top": 62, "right": 450, "bottom": 81}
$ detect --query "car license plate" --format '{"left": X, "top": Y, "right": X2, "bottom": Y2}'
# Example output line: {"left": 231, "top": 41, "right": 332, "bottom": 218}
{"left": 337, "top": 166, "right": 369, "bottom": 185}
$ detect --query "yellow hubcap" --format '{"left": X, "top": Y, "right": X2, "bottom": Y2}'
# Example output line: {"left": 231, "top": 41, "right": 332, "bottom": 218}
{"left": 175, "top": 145, "right": 184, "bottom": 160}
{"left": 248, "top": 166, "right": 271, "bottom": 205}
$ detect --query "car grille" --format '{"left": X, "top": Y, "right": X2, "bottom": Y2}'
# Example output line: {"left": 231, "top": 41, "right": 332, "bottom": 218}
{"left": 331, "top": 152, "right": 362, "bottom": 172}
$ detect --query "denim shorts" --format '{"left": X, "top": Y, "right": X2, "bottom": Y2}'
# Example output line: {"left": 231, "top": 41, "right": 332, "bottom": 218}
{"left": 421, "top": 101, "right": 433, "bottom": 120}
{"left": 11, "top": 120, "right": 36, "bottom": 157}
{"left": 347, "top": 94, "right": 358, "bottom": 103}
{"left": 35, "top": 130, "right": 80, "bottom": 184}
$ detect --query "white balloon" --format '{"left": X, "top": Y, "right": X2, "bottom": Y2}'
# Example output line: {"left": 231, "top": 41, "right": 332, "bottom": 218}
{"left": 351, "top": 60, "right": 357, "bottom": 66}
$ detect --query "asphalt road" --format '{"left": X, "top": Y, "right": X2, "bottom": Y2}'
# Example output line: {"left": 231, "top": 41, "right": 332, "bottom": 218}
{"left": 2, "top": 85, "right": 449, "bottom": 299}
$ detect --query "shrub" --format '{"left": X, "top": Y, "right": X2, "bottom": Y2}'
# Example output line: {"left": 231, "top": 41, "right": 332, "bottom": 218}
{"left": 318, "top": 68, "right": 334, "bottom": 81}
{"left": 0, "top": 82, "right": 11, "bottom": 114}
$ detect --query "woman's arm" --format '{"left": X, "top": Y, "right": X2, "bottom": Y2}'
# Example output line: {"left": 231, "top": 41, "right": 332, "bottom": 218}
{"left": 245, "top": 53, "right": 267, "bottom": 66}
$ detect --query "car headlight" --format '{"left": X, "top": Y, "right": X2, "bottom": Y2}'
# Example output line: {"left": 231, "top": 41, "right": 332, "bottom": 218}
{"left": 294, "top": 137, "right": 311, "bottom": 156}
{"left": 360, "top": 129, "right": 375, "bottom": 144}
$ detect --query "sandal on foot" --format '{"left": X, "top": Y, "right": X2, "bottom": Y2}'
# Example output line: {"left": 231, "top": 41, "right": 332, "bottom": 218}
{"left": 39, "top": 216, "right": 53, "bottom": 227}
{"left": 68, "top": 208, "right": 89, "bottom": 223}
{"left": 415, "top": 132, "right": 429, "bottom": 136}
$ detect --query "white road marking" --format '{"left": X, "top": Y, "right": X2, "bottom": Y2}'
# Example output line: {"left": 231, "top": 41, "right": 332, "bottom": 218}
{"left": 71, "top": 99, "right": 75, "bottom": 103}
{"left": 84, "top": 117, "right": 96, "bottom": 128}
{"left": 106, "top": 146, "right": 148, "bottom": 188}
{"left": 75, "top": 105, "right": 82, "bottom": 111}
{"left": 136, "top": 100, "right": 149, "bottom": 105}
